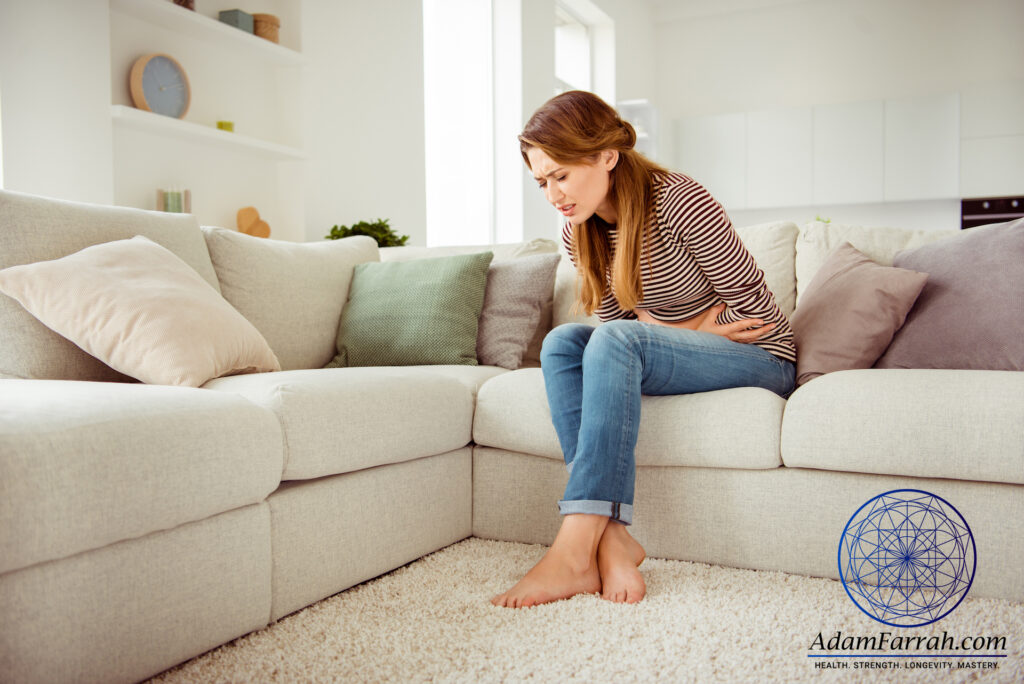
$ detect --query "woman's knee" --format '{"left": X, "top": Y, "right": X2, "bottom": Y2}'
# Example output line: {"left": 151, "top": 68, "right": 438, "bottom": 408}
{"left": 540, "top": 323, "right": 594, "bottom": 361}
{"left": 584, "top": 320, "right": 643, "bottom": 360}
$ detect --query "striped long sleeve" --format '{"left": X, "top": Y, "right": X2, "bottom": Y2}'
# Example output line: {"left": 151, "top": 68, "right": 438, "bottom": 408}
{"left": 561, "top": 172, "right": 796, "bottom": 362}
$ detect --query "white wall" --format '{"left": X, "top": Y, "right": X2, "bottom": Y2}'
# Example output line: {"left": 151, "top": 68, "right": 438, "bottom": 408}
{"left": 301, "top": 0, "right": 426, "bottom": 244}
{"left": 655, "top": 0, "right": 1024, "bottom": 230}
{"left": 0, "top": 0, "right": 114, "bottom": 204}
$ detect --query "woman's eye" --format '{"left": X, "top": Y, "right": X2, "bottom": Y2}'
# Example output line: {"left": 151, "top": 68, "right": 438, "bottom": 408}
{"left": 556, "top": 175, "right": 567, "bottom": 182}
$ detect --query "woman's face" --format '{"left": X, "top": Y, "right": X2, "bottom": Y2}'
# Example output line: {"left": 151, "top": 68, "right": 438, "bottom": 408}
{"left": 526, "top": 147, "right": 619, "bottom": 226}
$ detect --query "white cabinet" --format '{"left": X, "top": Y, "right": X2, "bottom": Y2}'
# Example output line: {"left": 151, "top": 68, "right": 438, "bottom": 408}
{"left": 813, "top": 100, "right": 884, "bottom": 205}
{"left": 746, "top": 107, "right": 813, "bottom": 209}
{"left": 959, "top": 80, "right": 1024, "bottom": 198}
{"left": 884, "top": 93, "right": 959, "bottom": 201}
{"left": 675, "top": 112, "right": 746, "bottom": 209}
{"left": 108, "top": 0, "right": 305, "bottom": 239}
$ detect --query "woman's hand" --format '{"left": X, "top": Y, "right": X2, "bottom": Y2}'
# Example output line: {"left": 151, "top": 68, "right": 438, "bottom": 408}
{"left": 696, "top": 303, "right": 775, "bottom": 343}
{"left": 635, "top": 303, "right": 775, "bottom": 343}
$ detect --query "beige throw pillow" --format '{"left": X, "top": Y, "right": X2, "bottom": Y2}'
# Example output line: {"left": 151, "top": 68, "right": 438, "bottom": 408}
{"left": 202, "top": 228, "right": 379, "bottom": 370}
{"left": 790, "top": 242, "right": 927, "bottom": 387}
{"left": 0, "top": 236, "right": 280, "bottom": 386}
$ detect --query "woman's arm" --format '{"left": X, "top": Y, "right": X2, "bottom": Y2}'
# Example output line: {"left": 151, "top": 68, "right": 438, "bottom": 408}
{"left": 635, "top": 304, "right": 774, "bottom": 342}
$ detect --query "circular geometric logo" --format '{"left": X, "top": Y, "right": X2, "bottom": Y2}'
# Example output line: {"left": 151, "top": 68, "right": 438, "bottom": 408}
{"left": 838, "top": 489, "right": 976, "bottom": 627}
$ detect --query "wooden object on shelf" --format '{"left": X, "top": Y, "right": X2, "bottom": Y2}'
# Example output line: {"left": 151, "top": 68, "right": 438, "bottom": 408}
{"left": 253, "top": 14, "right": 280, "bottom": 43}
{"left": 237, "top": 206, "right": 271, "bottom": 238}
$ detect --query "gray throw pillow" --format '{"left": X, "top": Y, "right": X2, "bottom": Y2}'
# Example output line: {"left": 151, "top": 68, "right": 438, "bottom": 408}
{"left": 875, "top": 218, "right": 1024, "bottom": 371}
{"left": 790, "top": 242, "right": 928, "bottom": 386}
{"left": 477, "top": 253, "right": 561, "bottom": 370}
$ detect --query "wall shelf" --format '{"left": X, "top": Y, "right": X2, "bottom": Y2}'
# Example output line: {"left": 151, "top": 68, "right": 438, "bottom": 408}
{"left": 112, "top": 105, "right": 305, "bottom": 160}
{"left": 109, "top": 0, "right": 304, "bottom": 67}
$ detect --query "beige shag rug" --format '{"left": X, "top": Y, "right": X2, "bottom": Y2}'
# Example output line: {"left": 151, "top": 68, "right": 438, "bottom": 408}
{"left": 148, "top": 538, "right": 1022, "bottom": 683}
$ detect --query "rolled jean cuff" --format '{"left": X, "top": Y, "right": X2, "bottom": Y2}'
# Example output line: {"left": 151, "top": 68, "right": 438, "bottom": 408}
{"left": 558, "top": 499, "right": 633, "bottom": 526}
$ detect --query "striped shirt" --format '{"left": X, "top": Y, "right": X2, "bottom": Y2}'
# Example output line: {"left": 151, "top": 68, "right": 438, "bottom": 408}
{"left": 562, "top": 171, "right": 796, "bottom": 362}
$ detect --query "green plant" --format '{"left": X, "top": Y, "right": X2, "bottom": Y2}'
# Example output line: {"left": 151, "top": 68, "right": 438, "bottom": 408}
{"left": 325, "top": 218, "right": 409, "bottom": 247}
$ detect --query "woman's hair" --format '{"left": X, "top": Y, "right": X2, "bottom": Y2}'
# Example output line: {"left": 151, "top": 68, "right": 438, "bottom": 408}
{"left": 519, "top": 90, "right": 667, "bottom": 314}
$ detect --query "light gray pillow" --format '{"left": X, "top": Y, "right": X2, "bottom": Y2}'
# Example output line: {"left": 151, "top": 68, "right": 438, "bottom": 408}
{"left": 791, "top": 242, "right": 927, "bottom": 386}
{"left": 875, "top": 218, "right": 1024, "bottom": 371}
{"left": 202, "top": 228, "right": 379, "bottom": 371}
{"left": 477, "top": 253, "right": 561, "bottom": 370}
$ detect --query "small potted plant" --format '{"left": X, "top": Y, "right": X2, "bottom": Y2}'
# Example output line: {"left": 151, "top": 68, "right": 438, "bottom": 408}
{"left": 325, "top": 218, "right": 409, "bottom": 247}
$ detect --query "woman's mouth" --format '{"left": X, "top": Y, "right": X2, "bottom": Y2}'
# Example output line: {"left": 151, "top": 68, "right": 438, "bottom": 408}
{"left": 558, "top": 204, "right": 576, "bottom": 216}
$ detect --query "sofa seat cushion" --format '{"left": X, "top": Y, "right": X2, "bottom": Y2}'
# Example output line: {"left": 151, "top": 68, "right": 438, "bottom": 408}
{"left": 203, "top": 366, "right": 499, "bottom": 481}
{"left": 782, "top": 369, "right": 1024, "bottom": 485}
{"left": 0, "top": 379, "right": 283, "bottom": 575}
{"left": 474, "top": 368, "right": 786, "bottom": 470}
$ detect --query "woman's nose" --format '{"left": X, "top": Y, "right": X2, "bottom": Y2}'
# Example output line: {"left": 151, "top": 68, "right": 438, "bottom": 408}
{"left": 545, "top": 184, "right": 562, "bottom": 205}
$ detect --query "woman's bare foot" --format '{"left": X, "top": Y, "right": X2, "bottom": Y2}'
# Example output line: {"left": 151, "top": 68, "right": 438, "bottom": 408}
{"left": 491, "top": 514, "right": 608, "bottom": 608}
{"left": 597, "top": 521, "right": 646, "bottom": 603}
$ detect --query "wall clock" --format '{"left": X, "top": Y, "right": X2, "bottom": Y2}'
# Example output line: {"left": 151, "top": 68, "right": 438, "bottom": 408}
{"left": 129, "top": 53, "right": 191, "bottom": 119}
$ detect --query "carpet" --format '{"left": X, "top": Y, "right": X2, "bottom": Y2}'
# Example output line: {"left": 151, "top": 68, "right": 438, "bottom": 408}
{"left": 148, "top": 538, "right": 1023, "bottom": 683}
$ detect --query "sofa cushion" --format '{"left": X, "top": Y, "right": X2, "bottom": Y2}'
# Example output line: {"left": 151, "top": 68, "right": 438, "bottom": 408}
{"left": 203, "top": 366, "right": 492, "bottom": 481}
{"left": 733, "top": 220, "right": 800, "bottom": 318}
{"left": 791, "top": 242, "right": 928, "bottom": 386}
{"left": 795, "top": 220, "right": 955, "bottom": 306}
{"left": 0, "top": 236, "right": 281, "bottom": 387}
{"left": 875, "top": 218, "right": 1024, "bottom": 371}
{"left": 0, "top": 379, "right": 283, "bottom": 575}
{"left": 202, "top": 228, "right": 380, "bottom": 371}
{"left": 474, "top": 368, "right": 786, "bottom": 470}
{"left": 326, "top": 252, "right": 494, "bottom": 368}
{"left": 0, "top": 189, "right": 219, "bottom": 382}
{"left": 781, "top": 368, "right": 1024, "bottom": 485}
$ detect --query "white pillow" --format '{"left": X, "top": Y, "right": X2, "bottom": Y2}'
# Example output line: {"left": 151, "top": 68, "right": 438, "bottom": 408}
{"left": 0, "top": 236, "right": 280, "bottom": 386}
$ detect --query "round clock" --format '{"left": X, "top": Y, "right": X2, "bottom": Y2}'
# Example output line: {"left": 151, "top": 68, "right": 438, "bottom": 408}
{"left": 129, "top": 53, "right": 191, "bottom": 119}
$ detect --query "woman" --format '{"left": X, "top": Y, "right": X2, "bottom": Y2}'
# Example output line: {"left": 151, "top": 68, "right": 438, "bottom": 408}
{"left": 491, "top": 91, "right": 796, "bottom": 609}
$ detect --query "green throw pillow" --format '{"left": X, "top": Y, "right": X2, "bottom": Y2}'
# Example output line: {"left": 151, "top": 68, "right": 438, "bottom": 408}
{"left": 326, "top": 251, "right": 494, "bottom": 367}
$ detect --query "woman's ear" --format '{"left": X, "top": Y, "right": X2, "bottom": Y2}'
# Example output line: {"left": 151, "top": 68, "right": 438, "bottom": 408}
{"left": 602, "top": 149, "right": 619, "bottom": 170}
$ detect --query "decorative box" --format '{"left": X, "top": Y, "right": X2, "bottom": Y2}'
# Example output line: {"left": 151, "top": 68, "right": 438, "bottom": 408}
{"left": 218, "top": 9, "right": 254, "bottom": 34}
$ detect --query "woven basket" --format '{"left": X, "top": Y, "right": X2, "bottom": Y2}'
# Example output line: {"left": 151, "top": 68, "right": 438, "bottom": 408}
{"left": 253, "top": 13, "right": 280, "bottom": 43}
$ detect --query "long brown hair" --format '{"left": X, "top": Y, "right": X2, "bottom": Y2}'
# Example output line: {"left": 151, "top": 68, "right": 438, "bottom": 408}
{"left": 519, "top": 90, "right": 666, "bottom": 314}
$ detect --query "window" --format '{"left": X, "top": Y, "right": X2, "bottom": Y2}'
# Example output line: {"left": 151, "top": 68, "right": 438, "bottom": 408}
{"left": 422, "top": 0, "right": 494, "bottom": 246}
{"left": 555, "top": 5, "right": 591, "bottom": 93}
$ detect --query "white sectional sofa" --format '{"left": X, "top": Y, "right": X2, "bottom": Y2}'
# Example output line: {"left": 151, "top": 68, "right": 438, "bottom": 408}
{"left": 1, "top": 189, "right": 1021, "bottom": 683}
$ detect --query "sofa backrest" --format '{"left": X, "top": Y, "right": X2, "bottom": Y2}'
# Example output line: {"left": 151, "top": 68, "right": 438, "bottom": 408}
{"left": 794, "top": 221, "right": 958, "bottom": 306}
{"left": 0, "top": 189, "right": 219, "bottom": 382}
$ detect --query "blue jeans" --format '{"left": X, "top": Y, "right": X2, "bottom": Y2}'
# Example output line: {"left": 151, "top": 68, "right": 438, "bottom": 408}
{"left": 540, "top": 320, "right": 795, "bottom": 526}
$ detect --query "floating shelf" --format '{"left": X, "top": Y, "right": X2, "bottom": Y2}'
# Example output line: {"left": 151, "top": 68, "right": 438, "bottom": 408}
{"left": 109, "top": 0, "right": 304, "bottom": 67}
{"left": 112, "top": 105, "right": 306, "bottom": 160}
